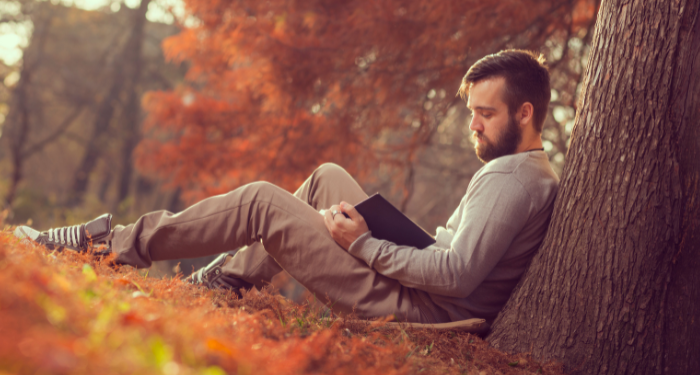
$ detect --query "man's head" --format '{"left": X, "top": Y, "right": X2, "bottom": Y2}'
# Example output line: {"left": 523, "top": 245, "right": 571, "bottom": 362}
{"left": 458, "top": 50, "right": 550, "bottom": 163}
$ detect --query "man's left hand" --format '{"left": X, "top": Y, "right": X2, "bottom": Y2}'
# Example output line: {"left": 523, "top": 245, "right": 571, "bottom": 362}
{"left": 323, "top": 201, "right": 370, "bottom": 250}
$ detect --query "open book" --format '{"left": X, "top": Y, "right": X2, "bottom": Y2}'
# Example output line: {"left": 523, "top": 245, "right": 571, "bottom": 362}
{"left": 353, "top": 193, "right": 435, "bottom": 249}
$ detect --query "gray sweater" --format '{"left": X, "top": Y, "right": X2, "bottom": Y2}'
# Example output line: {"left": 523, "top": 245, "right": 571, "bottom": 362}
{"left": 348, "top": 151, "right": 559, "bottom": 321}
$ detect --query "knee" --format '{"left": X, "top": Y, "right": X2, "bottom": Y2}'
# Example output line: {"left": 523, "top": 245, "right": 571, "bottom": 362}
{"left": 238, "top": 181, "right": 279, "bottom": 200}
{"left": 247, "top": 180, "right": 277, "bottom": 192}
{"left": 314, "top": 163, "right": 348, "bottom": 179}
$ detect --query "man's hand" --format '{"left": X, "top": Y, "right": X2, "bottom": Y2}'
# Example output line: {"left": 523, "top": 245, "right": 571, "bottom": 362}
{"left": 323, "top": 201, "right": 370, "bottom": 250}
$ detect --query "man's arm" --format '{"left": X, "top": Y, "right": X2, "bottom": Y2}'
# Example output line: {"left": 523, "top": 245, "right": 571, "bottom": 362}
{"left": 327, "top": 172, "right": 532, "bottom": 298}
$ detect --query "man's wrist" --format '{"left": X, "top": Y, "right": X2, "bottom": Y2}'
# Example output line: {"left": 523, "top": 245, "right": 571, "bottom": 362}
{"left": 347, "top": 231, "right": 381, "bottom": 265}
{"left": 348, "top": 230, "right": 371, "bottom": 250}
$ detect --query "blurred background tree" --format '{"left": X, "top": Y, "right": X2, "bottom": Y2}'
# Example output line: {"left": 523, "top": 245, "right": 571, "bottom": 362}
{"left": 0, "top": 0, "right": 597, "bottom": 291}
{"left": 0, "top": 0, "right": 185, "bottom": 219}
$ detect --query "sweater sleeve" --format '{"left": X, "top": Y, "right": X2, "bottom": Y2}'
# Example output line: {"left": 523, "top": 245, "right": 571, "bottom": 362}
{"left": 347, "top": 172, "right": 532, "bottom": 298}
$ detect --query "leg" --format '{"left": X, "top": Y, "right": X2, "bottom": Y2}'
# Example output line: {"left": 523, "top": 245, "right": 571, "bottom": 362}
{"left": 293, "top": 162, "right": 369, "bottom": 208}
{"left": 222, "top": 163, "right": 369, "bottom": 288}
{"left": 111, "top": 167, "right": 436, "bottom": 322}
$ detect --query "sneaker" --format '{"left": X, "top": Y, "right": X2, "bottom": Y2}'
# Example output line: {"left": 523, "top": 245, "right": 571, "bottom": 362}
{"left": 188, "top": 253, "right": 253, "bottom": 295}
{"left": 13, "top": 213, "right": 113, "bottom": 254}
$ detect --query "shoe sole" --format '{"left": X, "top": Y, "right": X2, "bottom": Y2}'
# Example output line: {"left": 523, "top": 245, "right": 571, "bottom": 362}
{"left": 14, "top": 226, "right": 40, "bottom": 241}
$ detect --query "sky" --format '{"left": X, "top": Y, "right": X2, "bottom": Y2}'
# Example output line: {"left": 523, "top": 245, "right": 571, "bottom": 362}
{"left": 0, "top": 0, "right": 188, "bottom": 66}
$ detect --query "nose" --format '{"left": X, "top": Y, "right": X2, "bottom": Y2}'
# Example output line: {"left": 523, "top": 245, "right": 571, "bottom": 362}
{"left": 469, "top": 115, "right": 483, "bottom": 132}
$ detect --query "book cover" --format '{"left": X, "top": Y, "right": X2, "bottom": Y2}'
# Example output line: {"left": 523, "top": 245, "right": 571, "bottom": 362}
{"left": 354, "top": 193, "right": 436, "bottom": 249}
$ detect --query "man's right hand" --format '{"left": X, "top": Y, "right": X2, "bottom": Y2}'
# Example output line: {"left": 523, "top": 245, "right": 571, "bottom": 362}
{"left": 323, "top": 202, "right": 369, "bottom": 250}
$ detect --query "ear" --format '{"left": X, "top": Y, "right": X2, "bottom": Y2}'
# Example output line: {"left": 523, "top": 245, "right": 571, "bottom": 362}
{"left": 518, "top": 102, "right": 535, "bottom": 127}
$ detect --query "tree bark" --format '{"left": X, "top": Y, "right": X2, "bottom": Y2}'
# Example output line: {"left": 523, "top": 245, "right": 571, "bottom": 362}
{"left": 487, "top": 1, "right": 700, "bottom": 374}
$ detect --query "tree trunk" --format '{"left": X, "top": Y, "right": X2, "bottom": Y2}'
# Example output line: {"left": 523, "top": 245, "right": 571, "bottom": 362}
{"left": 487, "top": 1, "right": 700, "bottom": 374}
{"left": 116, "top": 10, "right": 146, "bottom": 209}
{"left": 68, "top": 0, "right": 151, "bottom": 207}
{"left": 3, "top": 12, "right": 54, "bottom": 210}
{"left": 5, "top": 68, "right": 32, "bottom": 210}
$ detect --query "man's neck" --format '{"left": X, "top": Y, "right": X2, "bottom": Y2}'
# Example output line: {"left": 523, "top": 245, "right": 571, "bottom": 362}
{"left": 516, "top": 137, "right": 544, "bottom": 154}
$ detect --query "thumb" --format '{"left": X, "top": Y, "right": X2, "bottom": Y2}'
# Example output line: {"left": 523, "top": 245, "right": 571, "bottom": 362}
{"left": 340, "top": 202, "right": 362, "bottom": 221}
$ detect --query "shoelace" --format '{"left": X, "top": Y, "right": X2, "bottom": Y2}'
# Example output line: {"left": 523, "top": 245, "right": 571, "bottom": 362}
{"left": 191, "top": 268, "right": 205, "bottom": 284}
{"left": 47, "top": 225, "right": 83, "bottom": 248}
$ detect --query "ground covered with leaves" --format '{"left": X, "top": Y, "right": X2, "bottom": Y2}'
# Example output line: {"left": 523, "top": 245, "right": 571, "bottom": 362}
{"left": 0, "top": 224, "right": 565, "bottom": 375}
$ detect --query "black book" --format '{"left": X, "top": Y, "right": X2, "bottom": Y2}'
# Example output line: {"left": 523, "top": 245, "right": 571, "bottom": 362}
{"left": 353, "top": 193, "right": 435, "bottom": 249}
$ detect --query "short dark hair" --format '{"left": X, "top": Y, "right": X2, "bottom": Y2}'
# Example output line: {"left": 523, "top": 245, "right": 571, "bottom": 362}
{"left": 458, "top": 50, "right": 550, "bottom": 132}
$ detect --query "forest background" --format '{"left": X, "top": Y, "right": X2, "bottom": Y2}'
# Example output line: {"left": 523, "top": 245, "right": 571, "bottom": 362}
{"left": 0, "top": 0, "right": 597, "bottom": 299}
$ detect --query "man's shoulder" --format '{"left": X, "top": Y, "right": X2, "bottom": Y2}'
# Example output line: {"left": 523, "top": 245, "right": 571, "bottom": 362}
{"left": 473, "top": 151, "right": 559, "bottom": 202}
{"left": 479, "top": 152, "right": 529, "bottom": 175}
{"left": 478, "top": 152, "right": 558, "bottom": 182}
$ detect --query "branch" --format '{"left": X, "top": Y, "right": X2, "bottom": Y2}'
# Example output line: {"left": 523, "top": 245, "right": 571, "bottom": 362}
{"left": 22, "top": 105, "right": 86, "bottom": 158}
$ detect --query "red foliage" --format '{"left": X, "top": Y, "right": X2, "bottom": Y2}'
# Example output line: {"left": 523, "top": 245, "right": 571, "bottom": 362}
{"left": 0, "top": 223, "right": 566, "bottom": 374}
{"left": 137, "top": 0, "right": 596, "bottom": 202}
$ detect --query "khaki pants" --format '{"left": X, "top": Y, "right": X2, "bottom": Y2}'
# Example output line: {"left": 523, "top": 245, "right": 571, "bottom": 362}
{"left": 112, "top": 164, "right": 446, "bottom": 323}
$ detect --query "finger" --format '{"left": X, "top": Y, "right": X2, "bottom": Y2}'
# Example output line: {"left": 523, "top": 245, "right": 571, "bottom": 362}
{"left": 340, "top": 202, "right": 363, "bottom": 221}
{"left": 329, "top": 204, "right": 340, "bottom": 216}
{"left": 326, "top": 208, "right": 338, "bottom": 223}
{"left": 324, "top": 219, "right": 333, "bottom": 235}
{"left": 323, "top": 209, "right": 333, "bottom": 230}
{"left": 324, "top": 209, "right": 341, "bottom": 232}
{"left": 333, "top": 209, "right": 346, "bottom": 222}
{"left": 328, "top": 204, "right": 344, "bottom": 221}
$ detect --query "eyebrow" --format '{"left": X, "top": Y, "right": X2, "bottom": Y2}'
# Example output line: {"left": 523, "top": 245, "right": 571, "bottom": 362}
{"left": 467, "top": 106, "right": 498, "bottom": 112}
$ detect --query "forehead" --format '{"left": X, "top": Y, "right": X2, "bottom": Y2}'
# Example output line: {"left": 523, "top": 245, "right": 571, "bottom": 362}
{"left": 466, "top": 76, "right": 507, "bottom": 110}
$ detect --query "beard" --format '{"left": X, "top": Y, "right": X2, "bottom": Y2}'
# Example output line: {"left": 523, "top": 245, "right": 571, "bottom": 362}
{"left": 473, "top": 114, "right": 522, "bottom": 163}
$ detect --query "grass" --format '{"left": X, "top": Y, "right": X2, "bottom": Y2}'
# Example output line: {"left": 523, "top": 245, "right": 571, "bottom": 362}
{"left": 0, "top": 222, "right": 565, "bottom": 375}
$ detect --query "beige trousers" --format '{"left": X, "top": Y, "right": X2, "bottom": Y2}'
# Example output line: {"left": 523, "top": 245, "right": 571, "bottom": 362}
{"left": 112, "top": 164, "right": 444, "bottom": 323}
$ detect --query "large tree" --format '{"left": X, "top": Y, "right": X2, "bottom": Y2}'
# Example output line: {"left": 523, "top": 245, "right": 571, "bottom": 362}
{"left": 487, "top": 0, "right": 700, "bottom": 374}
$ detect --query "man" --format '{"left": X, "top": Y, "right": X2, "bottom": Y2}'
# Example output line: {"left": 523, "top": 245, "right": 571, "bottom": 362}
{"left": 15, "top": 49, "right": 559, "bottom": 324}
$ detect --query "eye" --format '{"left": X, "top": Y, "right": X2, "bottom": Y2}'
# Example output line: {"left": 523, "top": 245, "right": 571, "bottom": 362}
{"left": 482, "top": 113, "right": 492, "bottom": 119}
